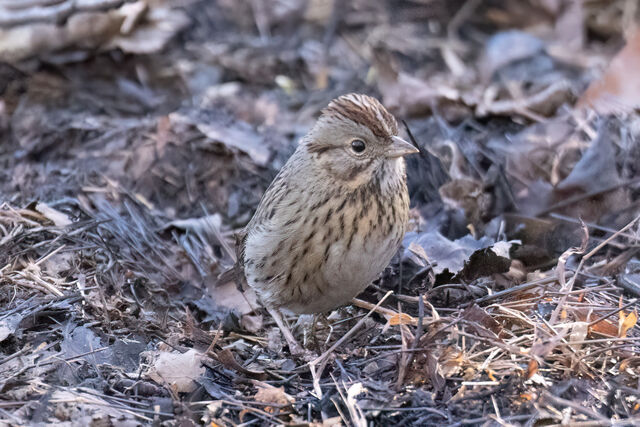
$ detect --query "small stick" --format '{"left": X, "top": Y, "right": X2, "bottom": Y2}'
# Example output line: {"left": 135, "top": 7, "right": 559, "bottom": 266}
{"left": 550, "top": 213, "right": 639, "bottom": 241}
{"left": 34, "top": 244, "right": 66, "bottom": 266}
{"left": 352, "top": 297, "right": 404, "bottom": 319}
{"left": 583, "top": 215, "right": 640, "bottom": 261}
{"left": 541, "top": 391, "right": 610, "bottom": 422}
{"left": 548, "top": 221, "right": 589, "bottom": 325}
{"left": 396, "top": 293, "right": 425, "bottom": 389}
{"left": 205, "top": 321, "right": 224, "bottom": 355}
{"left": 588, "top": 298, "right": 638, "bottom": 328}
{"left": 472, "top": 276, "right": 557, "bottom": 306}
{"left": 16, "top": 271, "right": 64, "bottom": 297}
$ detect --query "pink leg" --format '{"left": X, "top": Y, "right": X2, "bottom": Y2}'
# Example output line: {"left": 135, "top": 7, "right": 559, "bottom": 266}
{"left": 267, "top": 307, "right": 304, "bottom": 356}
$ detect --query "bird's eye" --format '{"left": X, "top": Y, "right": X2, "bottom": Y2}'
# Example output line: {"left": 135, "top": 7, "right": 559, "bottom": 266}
{"left": 350, "top": 139, "right": 366, "bottom": 154}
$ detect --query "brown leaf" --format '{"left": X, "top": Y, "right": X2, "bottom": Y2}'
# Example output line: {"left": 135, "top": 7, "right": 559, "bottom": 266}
{"left": 587, "top": 318, "right": 618, "bottom": 338}
{"left": 619, "top": 357, "right": 640, "bottom": 372}
{"left": 389, "top": 313, "right": 416, "bottom": 326}
{"left": 577, "top": 29, "right": 640, "bottom": 113}
{"left": 253, "top": 385, "right": 294, "bottom": 410}
{"left": 207, "top": 281, "right": 258, "bottom": 317}
{"left": 439, "top": 347, "right": 465, "bottom": 378}
{"left": 555, "top": 122, "right": 621, "bottom": 194}
{"left": 215, "top": 348, "right": 266, "bottom": 380}
{"left": 169, "top": 111, "right": 270, "bottom": 166}
{"left": 619, "top": 310, "right": 638, "bottom": 338}
{"left": 461, "top": 304, "right": 503, "bottom": 336}
{"left": 425, "top": 352, "right": 445, "bottom": 392}
{"left": 526, "top": 359, "right": 538, "bottom": 379}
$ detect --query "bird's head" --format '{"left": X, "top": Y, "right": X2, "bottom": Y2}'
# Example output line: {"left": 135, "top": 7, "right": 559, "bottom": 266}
{"left": 303, "top": 93, "right": 418, "bottom": 187}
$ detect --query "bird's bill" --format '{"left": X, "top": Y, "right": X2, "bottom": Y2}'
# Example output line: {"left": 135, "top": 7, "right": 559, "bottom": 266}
{"left": 386, "top": 136, "right": 420, "bottom": 158}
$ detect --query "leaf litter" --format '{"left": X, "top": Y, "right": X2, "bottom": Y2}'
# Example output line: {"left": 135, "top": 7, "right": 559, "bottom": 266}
{"left": 1, "top": 0, "right": 640, "bottom": 425}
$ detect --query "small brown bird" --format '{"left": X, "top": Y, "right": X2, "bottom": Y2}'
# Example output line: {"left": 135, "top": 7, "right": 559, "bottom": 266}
{"left": 240, "top": 93, "right": 418, "bottom": 353}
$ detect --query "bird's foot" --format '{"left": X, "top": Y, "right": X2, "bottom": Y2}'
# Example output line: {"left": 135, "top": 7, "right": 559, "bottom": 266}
{"left": 267, "top": 307, "right": 316, "bottom": 361}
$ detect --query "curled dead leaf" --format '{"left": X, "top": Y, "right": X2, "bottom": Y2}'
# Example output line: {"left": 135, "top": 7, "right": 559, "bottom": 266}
{"left": 34, "top": 202, "right": 72, "bottom": 227}
{"left": 389, "top": 313, "right": 416, "bottom": 326}
{"left": 253, "top": 385, "right": 294, "bottom": 413}
{"left": 143, "top": 349, "right": 205, "bottom": 393}
{"left": 619, "top": 310, "right": 638, "bottom": 338}
{"left": 526, "top": 359, "right": 539, "bottom": 379}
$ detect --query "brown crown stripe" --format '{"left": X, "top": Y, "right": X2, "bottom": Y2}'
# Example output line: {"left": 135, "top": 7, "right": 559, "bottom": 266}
{"left": 323, "top": 94, "right": 398, "bottom": 139}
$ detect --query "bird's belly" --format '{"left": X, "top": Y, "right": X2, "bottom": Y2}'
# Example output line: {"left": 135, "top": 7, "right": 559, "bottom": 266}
{"left": 286, "top": 228, "right": 400, "bottom": 314}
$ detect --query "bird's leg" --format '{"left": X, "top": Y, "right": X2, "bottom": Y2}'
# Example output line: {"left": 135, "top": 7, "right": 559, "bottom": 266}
{"left": 267, "top": 307, "right": 304, "bottom": 356}
{"left": 293, "top": 314, "right": 315, "bottom": 349}
{"left": 310, "top": 314, "right": 321, "bottom": 353}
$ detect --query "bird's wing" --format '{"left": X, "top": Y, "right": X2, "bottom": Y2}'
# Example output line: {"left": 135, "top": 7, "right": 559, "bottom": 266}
{"left": 215, "top": 228, "right": 247, "bottom": 291}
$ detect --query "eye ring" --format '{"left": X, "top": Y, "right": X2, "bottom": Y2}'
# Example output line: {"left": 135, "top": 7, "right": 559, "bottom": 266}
{"left": 350, "top": 139, "right": 366, "bottom": 154}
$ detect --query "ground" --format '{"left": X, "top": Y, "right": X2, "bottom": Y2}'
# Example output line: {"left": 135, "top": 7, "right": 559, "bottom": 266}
{"left": 1, "top": 0, "right": 640, "bottom": 426}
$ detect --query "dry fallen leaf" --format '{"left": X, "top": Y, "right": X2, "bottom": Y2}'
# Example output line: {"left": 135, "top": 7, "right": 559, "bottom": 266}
{"left": 619, "top": 357, "right": 640, "bottom": 372}
{"left": 588, "top": 318, "right": 619, "bottom": 337}
{"left": 0, "top": 313, "right": 23, "bottom": 342}
{"left": 577, "top": 29, "right": 640, "bottom": 113}
{"left": 479, "top": 30, "right": 546, "bottom": 82}
{"left": 439, "top": 347, "right": 465, "bottom": 378}
{"left": 216, "top": 348, "right": 266, "bottom": 379}
{"left": 389, "top": 312, "right": 416, "bottom": 326}
{"left": 169, "top": 111, "right": 270, "bottom": 166}
{"left": 0, "top": 0, "right": 189, "bottom": 62}
{"left": 568, "top": 321, "right": 589, "bottom": 350}
{"left": 253, "top": 385, "right": 294, "bottom": 413}
{"left": 34, "top": 202, "right": 72, "bottom": 227}
{"left": 206, "top": 281, "right": 258, "bottom": 317}
{"left": 461, "top": 304, "right": 503, "bottom": 336}
{"left": 619, "top": 310, "right": 638, "bottom": 338}
{"left": 143, "top": 349, "right": 205, "bottom": 393}
{"left": 526, "top": 359, "right": 539, "bottom": 379}
{"left": 554, "top": 121, "right": 622, "bottom": 196}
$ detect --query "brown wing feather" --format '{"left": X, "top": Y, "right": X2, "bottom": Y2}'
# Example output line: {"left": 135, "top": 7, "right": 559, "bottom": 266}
{"left": 217, "top": 159, "right": 294, "bottom": 290}
{"left": 215, "top": 229, "right": 247, "bottom": 291}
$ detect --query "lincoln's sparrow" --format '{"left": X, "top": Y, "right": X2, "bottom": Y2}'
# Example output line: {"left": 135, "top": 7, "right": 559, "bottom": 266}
{"left": 239, "top": 93, "right": 418, "bottom": 352}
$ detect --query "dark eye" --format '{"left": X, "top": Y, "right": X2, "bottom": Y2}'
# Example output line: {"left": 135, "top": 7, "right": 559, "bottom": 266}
{"left": 350, "top": 139, "right": 366, "bottom": 154}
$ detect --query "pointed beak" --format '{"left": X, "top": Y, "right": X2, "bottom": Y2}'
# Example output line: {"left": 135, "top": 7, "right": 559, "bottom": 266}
{"left": 386, "top": 136, "right": 420, "bottom": 158}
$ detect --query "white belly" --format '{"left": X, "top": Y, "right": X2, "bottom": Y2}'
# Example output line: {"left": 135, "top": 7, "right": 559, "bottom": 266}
{"left": 284, "top": 226, "right": 401, "bottom": 314}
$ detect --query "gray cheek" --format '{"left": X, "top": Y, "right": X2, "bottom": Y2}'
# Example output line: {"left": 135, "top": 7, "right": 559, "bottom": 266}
{"left": 321, "top": 154, "right": 353, "bottom": 179}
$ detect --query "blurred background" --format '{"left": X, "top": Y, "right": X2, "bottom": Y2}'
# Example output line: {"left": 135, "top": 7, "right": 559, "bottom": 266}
{"left": 1, "top": 0, "right": 638, "bottom": 226}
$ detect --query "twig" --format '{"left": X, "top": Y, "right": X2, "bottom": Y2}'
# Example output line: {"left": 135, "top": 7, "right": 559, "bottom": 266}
{"left": 473, "top": 276, "right": 557, "bottom": 306}
{"left": 351, "top": 297, "right": 403, "bottom": 319}
{"left": 588, "top": 298, "right": 638, "bottom": 328}
{"left": 396, "top": 293, "right": 425, "bottom": 388}
{"left": 14, "top": 270, "right": 64, "bottom": 297}
{"left": 550, "top": 213, "right": 640, "bottom": 242}
{"left": 583, "top": 215, "right": 640, "bottom": 261}
{"left": 549, "top": 220, "right": 590, "bottom": 325}
{"left": 445, "top": 414, "right": 533, "bottom": 427}
{"left": 34, "top": 244, "right": 66, "bottom": 266}
{"left": 541, "top": 391, "right": 610, "bottom": 421}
